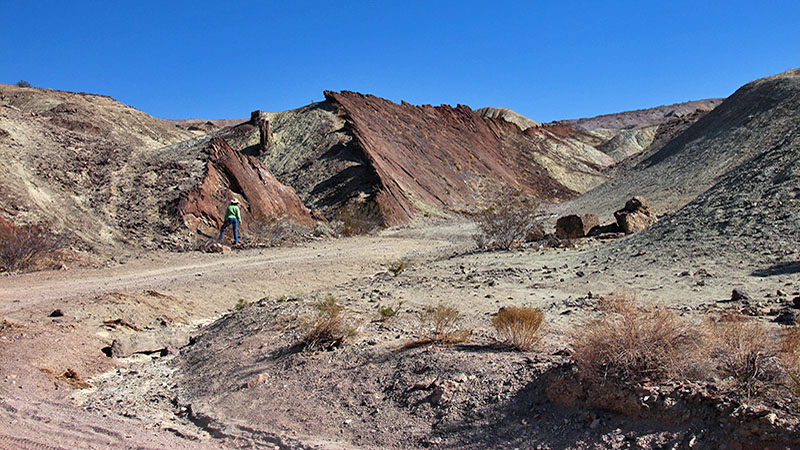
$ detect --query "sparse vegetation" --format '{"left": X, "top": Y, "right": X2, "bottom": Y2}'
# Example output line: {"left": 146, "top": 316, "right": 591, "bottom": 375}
{"left": 377, "top": 302, "right": 403, "bottom": 321}
{"left": 492, "top": 306, "right": 544, "bottom": 351}
{"left": 247, "top": 216, "right": 309, "bottom": 246}
{"left": 0, "top": 223, "right": 63, "bottom": 272}
{"left": 473, "top": 186, "right": 543, "bottom": 250}
{"left": 16, "top": 80, "right": 31, "bottom": 88}
{"left": 572, "top": 293, "right": 706, "bottom": 384}
{"left": 234, "top": 299, "right": 248, "bottom": 310}
{"left": 706, "top": 313, "right": 784, "bottom": 395}
{"left": 334, "top": 201, "right": 384, "bottom": 237}
{"left": 386, "top": 258, "right": 409, "bottom": 276}
{"left": 301, "top": 295, "right": 354, "bottom": 351}
{"left": 781, "top": 326, "right": 800, "bottom": 394}
{"left": 407, "top": 303, "right": 471, "bottom": 346}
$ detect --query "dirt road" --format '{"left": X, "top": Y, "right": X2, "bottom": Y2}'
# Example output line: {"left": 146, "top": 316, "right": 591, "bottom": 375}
{"left": 0, "top": 225, "right": 470, "bottom": 449}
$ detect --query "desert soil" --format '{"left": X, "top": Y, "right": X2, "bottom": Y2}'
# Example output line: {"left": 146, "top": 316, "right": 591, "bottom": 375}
{"left": 2, "top": 222, "right": 798, "bottom": 449}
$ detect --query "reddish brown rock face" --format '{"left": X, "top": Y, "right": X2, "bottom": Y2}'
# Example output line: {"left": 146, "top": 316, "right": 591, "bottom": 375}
{"left": 324, "top": 91, "right": 578, "bottom": 225}
{"left": 179, "top": 137, "right": 314, "bottom": 237}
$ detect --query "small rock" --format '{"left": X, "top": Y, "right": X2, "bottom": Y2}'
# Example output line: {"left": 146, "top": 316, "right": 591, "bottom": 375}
{"left": 792, "top": 296, "right": 800, "bottom": 309}
{"left": 245, "top": 372, "right": 271, "bottom": 388}
{"left": 731, "top": 288, "right": 751, "bottom": 301}
{"left": 764, "top": 412, "right": 778, "bottom": 425}
{"left": 589, "top": 418, "right": 600, "bottom": 429}
{"left": 773, "top": 307, "right": 799, "bottom": 325}
{"left": 49, "top": 309, "right": 65, "bottom": 317}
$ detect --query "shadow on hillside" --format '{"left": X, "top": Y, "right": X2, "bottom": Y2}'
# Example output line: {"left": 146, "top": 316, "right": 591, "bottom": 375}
{"left": 751, "top": 261, "right": 800, "bottom": 277}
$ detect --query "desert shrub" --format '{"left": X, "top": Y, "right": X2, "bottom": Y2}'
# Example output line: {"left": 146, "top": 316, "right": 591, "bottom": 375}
{"left": 781, "top": 326, "right": 800, "bottom": 393}
{"left": 16, "top": 80, "right": 31, "bottom": 88}
{"left": 386, "top": 258, "right": 409, "bottom": 276}
{"left": 492, "top": 306, "right": 544, "bottom": 351}
{"left": 572, "top": 293, "right": 706, "bottom": 384}
{"left": 0, "top": 224, "right": 62, "bottom": 272}
{"left": 335, "top": 201, "right": 384, "bottom": 237}
{"left": 301, "top": 295, "right": 354, "bottom": 351}
{"left": 377, "top": 302, "right": 403, "bottom": 321}
{"left": 473, "top": 186, "right": 542, "bottom": 250}
{"left": 234, "top": 299, "right": 248, "bottom": 310}
{"left": 411, "top": 303, "right": 471, "bottom": 345}
{"left": 706, "top": 313, "right": 784, "bottom": 395}
{"left": 247, "top": 216, "right": 309, "bottom": 246}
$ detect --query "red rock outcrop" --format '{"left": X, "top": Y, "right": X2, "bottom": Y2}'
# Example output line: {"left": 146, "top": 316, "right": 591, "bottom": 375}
{"left": 324, "top": 91, "right": 590, "bottom": 225}
{"left": 179, "top": 137, "right": 315, "bottom": 237}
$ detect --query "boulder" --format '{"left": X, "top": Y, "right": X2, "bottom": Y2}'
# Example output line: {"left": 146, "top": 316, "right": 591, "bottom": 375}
{"left": 555, "top": 214, "right": 599, "bottom": 239}
{"left": 614, "top": 196, "right": 657, "bottom": 234}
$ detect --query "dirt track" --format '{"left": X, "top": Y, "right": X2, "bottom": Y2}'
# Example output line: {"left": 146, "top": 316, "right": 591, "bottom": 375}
{"left": 0, "top": 225, "right": 469, "bottom": 449}
{"left": 0, "top": 225, "right": 468, "bottom": 311}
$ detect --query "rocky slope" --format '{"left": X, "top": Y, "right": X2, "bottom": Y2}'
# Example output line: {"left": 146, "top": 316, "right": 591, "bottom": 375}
{"left": 204, "top": 93, "right": 617, "bottom": 226}
{"left": 0, "top": 85, "right": 313, "bottom": 251}
{"left": 322, "top": 91, "right": 614, "bottom": 224}
{"left": 553, "top": 70, "right": 800, "bottom": 223}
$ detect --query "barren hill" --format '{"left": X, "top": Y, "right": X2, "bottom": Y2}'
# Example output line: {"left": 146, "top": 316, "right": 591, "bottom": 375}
{"left": 561, "top": 98, "right": 724, "bottom": 132}
{"left": 0, "top": 85, "right": 313, "bottom": 251}
{"left": 553, "top": 70, "right": 800, "bottom": 222}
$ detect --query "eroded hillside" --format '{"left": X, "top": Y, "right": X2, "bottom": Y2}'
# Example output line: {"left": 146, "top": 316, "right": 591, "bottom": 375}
{"left": 554, "top": 70, "right": 800, "bottom": 221}
{"left": 0, "top": 85, "right": 314, "bottom": 251}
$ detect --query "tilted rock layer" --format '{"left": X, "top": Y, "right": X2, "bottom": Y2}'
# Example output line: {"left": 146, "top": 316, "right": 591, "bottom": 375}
{"left": 322, "top": 91, "right": 614, "bottom": 224}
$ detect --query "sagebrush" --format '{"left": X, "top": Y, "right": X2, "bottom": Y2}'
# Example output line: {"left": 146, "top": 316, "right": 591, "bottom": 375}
{"left": 781, "top": 326, "right": 800, "bottom": 394}
{"left": 247, "top": 216, "right": 309, "bottom": 246}
{"left": 473, "top": 186, "right": 542, "bottom": 250}
{"left": 0, "top": 224, "right": 62, "bottom": 272}
{"left": 335, "top": 201, "right": 384, "bottom": 237}
{"left": 572, "top": 293, "right": 706, "bottom": 383}
{"left": 492, "top": 306, "right": 544, "bottom": 351}
{"left": 410, "top": 303, "right": 471, "bottom": 346}
{"left": 705, "top": 313, "right": 784, "bottom": 395}
{"left": 301, "top": 295, "right": 354, "bottom": 351}
{"left": 377, "top": 302, "right": 403, "bottom": 321}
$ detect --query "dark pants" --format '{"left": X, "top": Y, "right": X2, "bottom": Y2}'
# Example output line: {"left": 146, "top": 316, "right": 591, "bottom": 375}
{"left": 218, "top": 218, "right": 239, "bottom": 244}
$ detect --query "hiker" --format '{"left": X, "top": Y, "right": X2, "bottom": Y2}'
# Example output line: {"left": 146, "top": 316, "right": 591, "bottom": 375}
{"left": 218, "top": 198, "right": 242, "bottom": 245}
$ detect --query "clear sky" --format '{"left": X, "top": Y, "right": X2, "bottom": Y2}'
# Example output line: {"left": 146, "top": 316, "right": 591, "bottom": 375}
{"left": 2, "top": 1, "right": 798, "bottom": 122}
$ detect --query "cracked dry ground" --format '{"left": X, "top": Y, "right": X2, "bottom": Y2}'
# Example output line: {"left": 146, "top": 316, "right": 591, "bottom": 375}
{"left": 2, "top": 223, "right": 800, "bottom": 449}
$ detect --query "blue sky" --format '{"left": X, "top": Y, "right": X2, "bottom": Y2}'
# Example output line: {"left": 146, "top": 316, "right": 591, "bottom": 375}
{"left": 2, "top": 1, "right": 798, "bottom": 121}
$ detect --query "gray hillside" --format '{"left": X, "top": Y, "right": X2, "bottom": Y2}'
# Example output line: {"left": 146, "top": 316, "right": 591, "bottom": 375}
{"left": 553, "top": 70, "right": 800, "bottom": 223}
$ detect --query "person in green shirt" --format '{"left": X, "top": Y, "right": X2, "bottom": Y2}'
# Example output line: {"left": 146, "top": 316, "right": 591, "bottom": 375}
{"left": 218, "top": 198, "right": 242, "bottom": 244}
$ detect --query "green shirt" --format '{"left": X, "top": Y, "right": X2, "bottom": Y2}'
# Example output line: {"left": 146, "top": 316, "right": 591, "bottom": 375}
{"left": 224, "top": 204, "right": 241, "bottom": 221}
